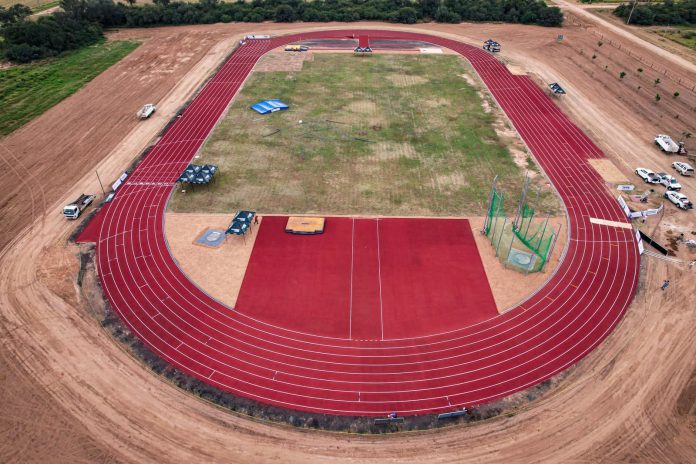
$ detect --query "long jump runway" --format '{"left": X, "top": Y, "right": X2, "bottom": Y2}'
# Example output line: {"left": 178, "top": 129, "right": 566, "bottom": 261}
{"left": 92, "top": 30, "right": 640, "bottom": 415}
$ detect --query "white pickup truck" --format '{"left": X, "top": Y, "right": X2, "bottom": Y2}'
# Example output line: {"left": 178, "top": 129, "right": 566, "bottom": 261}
{"left": 137, "top": 104, "right": 156, "bottom": 119}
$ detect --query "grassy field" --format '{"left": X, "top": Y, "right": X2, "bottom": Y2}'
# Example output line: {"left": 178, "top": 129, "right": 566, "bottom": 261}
{"left": 170, "top": 54, "right": 554, "bottom": 217}
{"left": 655, "top": 27, "right": 696, "bottom": 52}
{"left": 0, "top": 0, "right": 51, "bottom": 8}
{"left": 0, "top": 40, "right": 139, "bottom": 136}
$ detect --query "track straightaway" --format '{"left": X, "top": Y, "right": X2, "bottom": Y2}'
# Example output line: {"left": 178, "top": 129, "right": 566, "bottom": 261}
{"left": 95, "top": 30, "right": 640, "bottom": 416}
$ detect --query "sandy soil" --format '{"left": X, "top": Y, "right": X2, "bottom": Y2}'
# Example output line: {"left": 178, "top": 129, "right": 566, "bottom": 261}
{"left": 254, "top": 49, "right": 315, "bottom": 72}
{"left": 164, "top": 212, "right": 261, "bottom": 307}
{"left": 469, "top": 216, "right": 567, "bottom": 312}
{"left": 588, "top": 158, "right": 630, "bottom": 184}
{"left": 2, "top": 20, "right": 696, "bottom": 464}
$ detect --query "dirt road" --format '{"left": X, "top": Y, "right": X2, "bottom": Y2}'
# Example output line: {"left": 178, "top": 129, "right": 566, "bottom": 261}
{"left": 554, "top": 0, "right": 696, "bottom": 72}
{"left": 1, "top": 21, "right": 696, "bottom": 463}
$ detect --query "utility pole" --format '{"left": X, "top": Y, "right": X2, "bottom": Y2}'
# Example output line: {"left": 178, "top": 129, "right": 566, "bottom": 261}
{"left": 626, "top": 0, "right": 639, "bottom": 25}
{"left": 95, "top": 170, "right": 106, "bottom": 196}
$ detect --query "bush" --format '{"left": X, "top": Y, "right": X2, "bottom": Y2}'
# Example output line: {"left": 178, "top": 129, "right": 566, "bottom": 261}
{"left": 434, "top": 6, "right": 461, "bottom": 24}
{"left": 614, "top": 0, "right": 696, "bottom": 26}
{"left": 4, "top": 43, "right": 45, "bottom": 63}
{"left": 1, "top": 13, "right": 103, "bottom": 63}
{"left": 274, "top": 4, "right": 294, "bottom": 22}
{"left": 392, "top": 7, "right": 418, "bottom": 24}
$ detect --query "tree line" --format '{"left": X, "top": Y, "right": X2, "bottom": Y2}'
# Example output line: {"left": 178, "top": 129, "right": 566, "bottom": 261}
{"left": 1, "top": 0, "right": 563, "bottom": 63}
{"left": 613, "top": 0, "right": 696, "bottom": 26}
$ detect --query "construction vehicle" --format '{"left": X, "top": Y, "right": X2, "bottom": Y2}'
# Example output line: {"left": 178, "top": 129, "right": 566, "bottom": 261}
{"left": 63, "top": 194, "right": 95, "bottom": 219}
{"left": 137, "top": 104, "right": 156, "bottom": 119}
{"left": 654, "top": 134, "right": 687, "bottom": 154}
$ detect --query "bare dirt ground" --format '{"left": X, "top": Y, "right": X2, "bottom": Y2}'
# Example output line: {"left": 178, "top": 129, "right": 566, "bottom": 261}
{"left": 2, "top": 20, "right": 696, "bottom": 464}
{"left": 254, "top": 48, "right": 315, "bottom": 71}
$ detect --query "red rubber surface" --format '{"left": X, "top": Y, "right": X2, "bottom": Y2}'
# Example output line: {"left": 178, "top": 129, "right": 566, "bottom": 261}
{"left": 235, "top": 216, "right": 496, "bottom": 341}
{"left": 93, "top": 30, "right": 640, "bottom": 416}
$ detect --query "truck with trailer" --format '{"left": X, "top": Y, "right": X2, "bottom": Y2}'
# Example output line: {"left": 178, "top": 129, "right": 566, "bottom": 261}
{"left": 63, "top": 194, "right": 95, "bottom": 219}
{"left": 655, "top": 134, "right": 687, "bottom": 155}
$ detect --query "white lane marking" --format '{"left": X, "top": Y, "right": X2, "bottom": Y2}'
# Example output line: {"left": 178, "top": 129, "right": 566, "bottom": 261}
{"left": 376, "top": 219, "right": 385, "bottom": 341}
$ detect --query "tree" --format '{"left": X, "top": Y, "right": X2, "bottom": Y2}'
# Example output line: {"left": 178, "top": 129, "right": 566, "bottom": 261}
{"left": 274, "top": 4, "right": 294, "bottom": 22}
{"left": 434, "top": 6, "right": 460, "bottom": 23}
{"left": 392, "top": 6, "right": 418, "bottom": 24}
{"left": 655, "top": 93, "right": 661, "bottom": 102}
{"left": 619, "top": 71, "right": 626, "bottom": 79}
{"left": 654, "top": 78, "right": 661, "bottom": 86}
{"left": 125, "top": 0, "right": 136, "bottom": 6}
{"left": 4, "top": 43, "right": 43, "bottom": 63}
{"left": 673, "top": 91, "right": 680, "bottom": 98}
{"left": 60, "top": 0, "right": 88, "bottom": 19}
{"left": 536, "top": 6, "right": 563, "bottom": 27}
{"left": 0, "top": 4, "right": 32, "bottom": 26}
{"left": 420, "top": 0, "right": 439, "bottom": 19}
{"left": 153, "top": 0, "right": 171, "bottom": 5}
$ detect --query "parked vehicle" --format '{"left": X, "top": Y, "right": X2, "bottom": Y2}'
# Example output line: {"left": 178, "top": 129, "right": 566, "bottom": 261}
{"left": 137, "top": 104, "right": 156, "bottom": 119}
{"left": 664, "top": 191, "right": 693, "bottom": 210}
{"left": 655, "top": 134, "right": 680, "bottom": 153}
{"left": 635, "top": 167, "right": 660, "bottom": 183}
{"left": 483, "top": 40, "right": 501, "bottom": 52}
{"left": 284, "top": 45, "right": 308, "bottom": 52}
{"left": 659, "top": 174, "right": 682, "bottom": 191}
{"left": 672, "top": 161, "right": 694, "bottom": 176}
{"left": 63, "top": 194, "right": 95, "bottom": 219}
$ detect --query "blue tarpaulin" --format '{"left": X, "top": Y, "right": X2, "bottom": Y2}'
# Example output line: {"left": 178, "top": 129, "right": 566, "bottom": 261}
{"left": 250, "top": 100, "right": 289, "bottom": 114}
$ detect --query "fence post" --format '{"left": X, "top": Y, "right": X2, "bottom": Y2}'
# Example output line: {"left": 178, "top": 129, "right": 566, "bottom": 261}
{"left": 483, "top": 176, "right": 498, "bottom": 234}
{"left": 541, "top": 224, "right": 562, "bottom": 273}
{"left": 490, "top": 192, "right": 503, "bottom": 247}
{"left": 495, "top": 217, "right": 508, "bottom": 258}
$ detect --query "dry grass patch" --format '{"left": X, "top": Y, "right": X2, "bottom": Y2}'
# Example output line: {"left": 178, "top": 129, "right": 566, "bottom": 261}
{"left": 386, "top": 74, "right": 429, "bottom": 87}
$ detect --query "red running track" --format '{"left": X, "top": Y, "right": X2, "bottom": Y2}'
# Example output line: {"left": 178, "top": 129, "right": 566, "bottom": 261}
{"left": 93, "top": 30, "right": 640, "bottom": 416}
{"left": 235, "top": 216, "right": 497, "bottom": 341}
